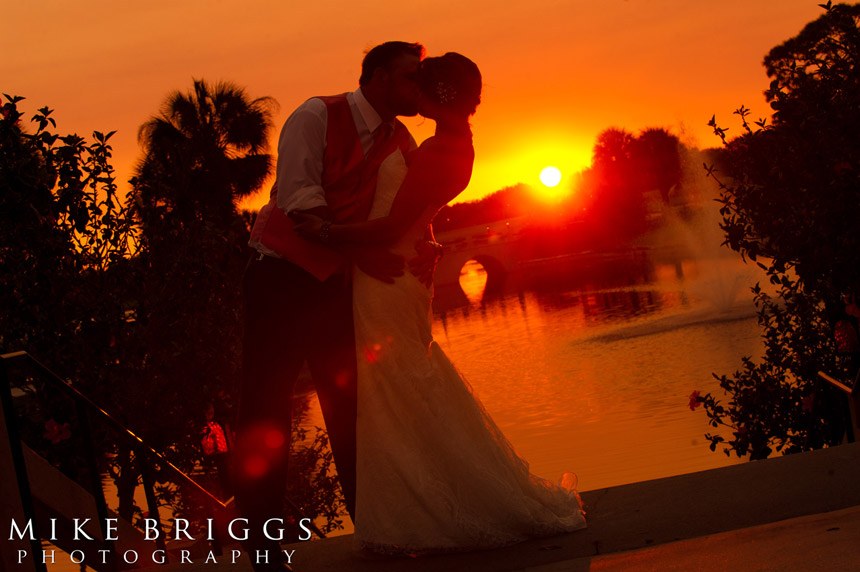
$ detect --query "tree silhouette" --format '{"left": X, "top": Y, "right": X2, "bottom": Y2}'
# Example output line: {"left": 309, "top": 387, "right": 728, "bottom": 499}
{"left": 3, "top": 90, "right": 345, "bottom": 532}
{"left": 763, "top": 3, "right": 860, "bottom": 98}
{"left": 635, "top": 127, "right": 681, "bottom": 204}
{"left": 132, "top": 79, "right": 275, "bottom": 229}
{"left": 108, "top": 80, "right": 278, "bottom": 523}
{"left": 592, "top": 127, "right": 636, "bottom": 174}
{"left": 697, "top": 3, "right": 860, "bottom": 459}
{"left": 129, "top": 81, "right": 347, "bottom": 532}
{"left": 587, "top": 127, "right": 648, "bottom": 238}
{"left": 716, "top": 3, "right": 860, "bottom": 297}
{"left": 1, "top": 95, "right": 148, "bottom": 515}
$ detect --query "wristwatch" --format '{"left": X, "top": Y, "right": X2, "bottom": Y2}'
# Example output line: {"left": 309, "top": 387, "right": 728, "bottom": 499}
{"left": 319, "top": 220, "right": 332, "bottom": 244}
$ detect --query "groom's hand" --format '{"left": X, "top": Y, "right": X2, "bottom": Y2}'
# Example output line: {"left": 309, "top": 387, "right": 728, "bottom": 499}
{"left": 409, "top": 240, "right": 443, "bottom": 289}
{"left": 343, "top": 245, "right": 405, "bottom": 284}
{"left": 289, "top": 210, "right": 324, "bottom": 241}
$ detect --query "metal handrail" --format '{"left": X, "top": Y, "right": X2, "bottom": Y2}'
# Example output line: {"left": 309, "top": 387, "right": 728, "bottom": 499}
{"left": 1, "top": 350, "right": 326, "bottom": 569}
{"left": 3, "top": 351, "right": 228, "bottom": 507}
{"left": 818, "top": 368, "right": 859, "bottom": 444}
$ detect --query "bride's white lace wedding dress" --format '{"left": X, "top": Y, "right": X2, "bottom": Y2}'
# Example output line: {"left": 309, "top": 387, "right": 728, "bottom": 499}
{"left": 352, "top": 144, "right": 586, "bottom": 556}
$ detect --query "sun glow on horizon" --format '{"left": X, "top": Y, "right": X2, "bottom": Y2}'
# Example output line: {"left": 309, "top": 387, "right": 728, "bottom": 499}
{"left": 240, "top": 132, "right": 594, "bottom": 210}
{"left": 458, "top": 135, "right": 591, "bottom": 204}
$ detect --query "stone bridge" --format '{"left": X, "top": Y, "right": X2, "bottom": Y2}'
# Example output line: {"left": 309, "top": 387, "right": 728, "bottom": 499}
{"left": 434, "top": 220, "right": 523, "bottom": 296}
{"left": 432, "top": 217, "right": 657, "bottom": 301}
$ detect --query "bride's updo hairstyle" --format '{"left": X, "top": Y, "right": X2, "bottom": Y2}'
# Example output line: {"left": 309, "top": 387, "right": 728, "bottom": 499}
{"left": 418, "top": 52, "right": 482, "bottom": 117}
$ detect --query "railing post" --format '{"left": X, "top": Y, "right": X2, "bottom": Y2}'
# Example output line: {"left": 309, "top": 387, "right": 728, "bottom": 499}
{"left": 137, "top": 446, "right": 168, "bottom": 557}
{"left": 206, "top": 504, "right": 223, "bottom": 557}
{"left": 0, "top": 358, "right": 47, "bottom": 572}
{"left": 75, "top": 401, "right": 116, "bottom": 569}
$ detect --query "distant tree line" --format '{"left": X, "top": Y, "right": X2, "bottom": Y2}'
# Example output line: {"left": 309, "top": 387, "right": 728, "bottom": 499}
{"left": 434, "top": 184, "right": 538, "bottom": 232}
{"left": 435, "top": 125, "right": 688, "bottom": 247}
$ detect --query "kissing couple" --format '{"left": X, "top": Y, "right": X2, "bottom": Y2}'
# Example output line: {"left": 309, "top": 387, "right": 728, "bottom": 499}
{"left": 234, "top": 41, "right": 586, "bottom": 571}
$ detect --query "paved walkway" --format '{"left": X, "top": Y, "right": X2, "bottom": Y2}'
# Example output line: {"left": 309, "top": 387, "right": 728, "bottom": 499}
{"left": 530, "top": 505, "right": 860, "bottom": 572}
{"left": 157, "top": 441, "right": 860, "bottom": 571}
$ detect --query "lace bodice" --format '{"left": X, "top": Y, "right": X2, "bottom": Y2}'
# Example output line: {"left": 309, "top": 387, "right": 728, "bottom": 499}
{"left": 365, "top": 148, "right": 438, "bottom": 257}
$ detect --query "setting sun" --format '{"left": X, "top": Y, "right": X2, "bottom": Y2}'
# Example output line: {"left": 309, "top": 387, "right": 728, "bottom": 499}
{"left": 540, "top": 166, "right": 562, "bottom": 187}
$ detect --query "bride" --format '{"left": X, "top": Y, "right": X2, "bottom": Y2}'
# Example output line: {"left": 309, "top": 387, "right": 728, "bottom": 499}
{"left": 291, "top": 52, "right": 586, "bottom": 556}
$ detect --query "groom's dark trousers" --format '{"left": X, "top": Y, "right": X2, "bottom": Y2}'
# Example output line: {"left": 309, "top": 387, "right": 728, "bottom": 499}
{"left": 235, "top": 253, "right": 357, "bottom": 554}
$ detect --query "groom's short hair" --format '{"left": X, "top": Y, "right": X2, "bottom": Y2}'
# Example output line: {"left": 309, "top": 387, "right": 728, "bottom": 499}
{"left": 359, "top": 41, "right": 425, "bottom": 86}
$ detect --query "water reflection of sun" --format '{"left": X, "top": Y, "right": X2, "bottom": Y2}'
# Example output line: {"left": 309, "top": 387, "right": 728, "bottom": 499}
{"left": 459, "top": 260, "right": 488, "bottom": 303}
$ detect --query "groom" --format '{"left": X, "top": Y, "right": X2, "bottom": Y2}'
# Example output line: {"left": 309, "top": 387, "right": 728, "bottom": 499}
{"left": 235, "top": 41, "right": 434, "bottom": 571}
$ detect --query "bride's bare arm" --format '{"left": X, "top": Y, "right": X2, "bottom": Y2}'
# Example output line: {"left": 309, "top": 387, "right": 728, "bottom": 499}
{"left": 292, "top": 138, "right": 473, "bottom": 245}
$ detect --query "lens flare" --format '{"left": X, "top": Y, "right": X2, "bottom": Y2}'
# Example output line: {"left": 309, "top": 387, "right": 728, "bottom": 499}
{"left": 243, "top": 456, "right": 268, "bottom": 478}
{"left": 264, "top": 429, "right": 285, "bottom": 449}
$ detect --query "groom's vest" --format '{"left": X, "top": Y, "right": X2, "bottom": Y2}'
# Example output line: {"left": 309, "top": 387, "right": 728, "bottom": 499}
{"left": 249, "top": 94, "right": 412, "bottom": 280}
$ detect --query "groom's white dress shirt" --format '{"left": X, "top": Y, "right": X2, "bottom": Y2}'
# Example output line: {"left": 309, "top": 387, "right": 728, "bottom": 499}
{"left": 249, "top": 88, "right": 413, "bottom": 258}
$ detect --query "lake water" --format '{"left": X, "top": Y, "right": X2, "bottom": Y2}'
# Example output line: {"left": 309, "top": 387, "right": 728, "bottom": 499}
{"left": 300, "top": 252, "right": 766, "bottom": 495}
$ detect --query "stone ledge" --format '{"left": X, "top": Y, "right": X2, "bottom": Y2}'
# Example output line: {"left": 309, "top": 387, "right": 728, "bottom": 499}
{"left": 153, "top": 441, "right": 860, "bottom": 571}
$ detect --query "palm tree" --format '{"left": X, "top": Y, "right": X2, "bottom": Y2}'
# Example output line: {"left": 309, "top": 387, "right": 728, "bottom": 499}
{"left": 592, "top": 127, "right": 636, "bottom": 171}
{"left": 119, "top": 81, "right": 277, "bottom": 520}
{"left": 587, "top": 127, "right": 648, "bottom": 236}
{"left": 132, "top": 79, "right": 276, "bottom": 229}
{"left": 635, "top": 127, "right": 681, "bottom": 204}
{"left": 591, "top": 127, "right": 641, "bottom": 199}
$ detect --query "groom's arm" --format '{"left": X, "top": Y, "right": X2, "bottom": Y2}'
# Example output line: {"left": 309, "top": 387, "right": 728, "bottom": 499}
{"left": 275, "top": 99, "right": 404, "bottom": 283}
{"left": 292, "top": 139, "right": 454, "bottom": 246}
{"left": 287, "top": 205, "right": 405, "bottom": 284}
{"left": 274, "top": 98, "right": 329, "bottom": 216}
{"left": 290, "top": 140, "right": 449, "bottom": 287}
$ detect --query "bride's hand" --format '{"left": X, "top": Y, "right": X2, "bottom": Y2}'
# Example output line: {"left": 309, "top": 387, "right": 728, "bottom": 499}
{"left": 289, "top": 211, "right": 325, "bottom": 241}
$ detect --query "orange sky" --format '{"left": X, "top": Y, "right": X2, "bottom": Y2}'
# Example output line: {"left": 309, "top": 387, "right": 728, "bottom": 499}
{"left": 3, "top": 1, "right": 824, "bottom": 208}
